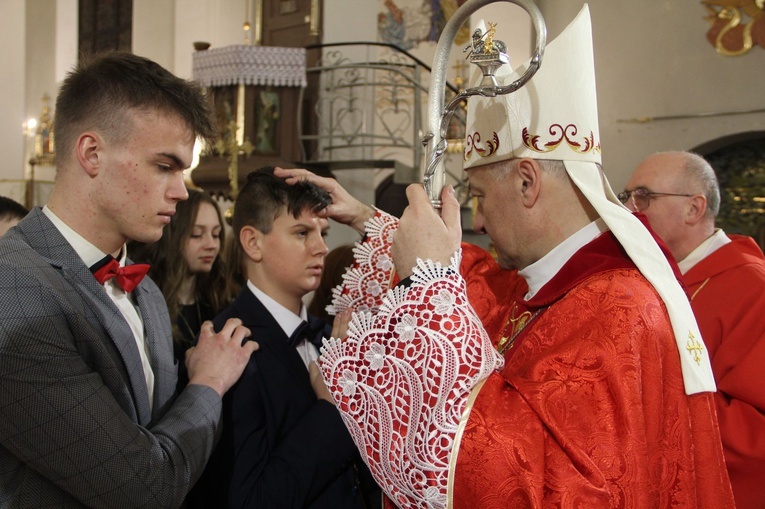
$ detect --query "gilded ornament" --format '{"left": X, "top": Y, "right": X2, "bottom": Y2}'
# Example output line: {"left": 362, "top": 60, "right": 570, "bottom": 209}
{"left": 497, "top": 305, "right": 545, "bottom": 355}
{"left": 685, "top": 331, "right": 705, "bottom": 365}
{"left": 702, "top": 0, "right": 765, "bottom": 56}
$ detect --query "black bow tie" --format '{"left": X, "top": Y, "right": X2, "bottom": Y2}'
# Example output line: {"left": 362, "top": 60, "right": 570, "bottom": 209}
{"left": 289, "top": 316, "right": 328, "bottom": 349}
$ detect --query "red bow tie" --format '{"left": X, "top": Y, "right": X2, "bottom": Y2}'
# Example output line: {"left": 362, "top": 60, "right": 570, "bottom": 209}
{"left": 91, "top": 257, "right": 150, "bottom": 293}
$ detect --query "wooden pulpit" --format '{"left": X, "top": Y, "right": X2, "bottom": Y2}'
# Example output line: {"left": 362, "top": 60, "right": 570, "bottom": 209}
{"left": 190, "top": 44, "right": 306, "bottom": 197}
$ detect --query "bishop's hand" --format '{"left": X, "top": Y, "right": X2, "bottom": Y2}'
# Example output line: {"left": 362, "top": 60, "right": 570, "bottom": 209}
{"left": 274, "top": 166, "right": 375, "bottom": 234}
{"left": 393, "top": 184, "right": 462, "bottom": 279}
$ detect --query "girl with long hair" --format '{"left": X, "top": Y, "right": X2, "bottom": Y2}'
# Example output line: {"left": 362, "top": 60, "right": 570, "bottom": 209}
{"left": 130, "top": 188, "right": 239, "bottom": 389}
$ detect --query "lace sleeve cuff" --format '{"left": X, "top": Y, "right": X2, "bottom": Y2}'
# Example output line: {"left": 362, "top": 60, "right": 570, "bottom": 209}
{"left": 319, "top": 251, "right": 503, "bottom": 508}
{"left": 327, "top": 209, "right": 399, "bottom": 316}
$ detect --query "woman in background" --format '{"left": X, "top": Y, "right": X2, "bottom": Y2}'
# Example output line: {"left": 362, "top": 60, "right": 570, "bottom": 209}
{"left": 130, "top": 188, "right": 238, "bottom": 390}
{"left": 307, "top": 243, "right": 356, "bottom": 326}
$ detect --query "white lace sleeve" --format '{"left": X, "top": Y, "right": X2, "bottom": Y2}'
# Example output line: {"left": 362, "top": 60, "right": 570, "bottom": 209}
{"left": 326, "top": 209, "right": 399, "bottom": 316}
{"left": 319, "top": 250, "right": 504, "bottom": 509}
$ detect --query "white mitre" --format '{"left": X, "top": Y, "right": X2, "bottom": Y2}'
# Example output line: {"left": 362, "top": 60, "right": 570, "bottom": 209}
{"left": 464, "top": 5, "right": 716, "bottom": 395}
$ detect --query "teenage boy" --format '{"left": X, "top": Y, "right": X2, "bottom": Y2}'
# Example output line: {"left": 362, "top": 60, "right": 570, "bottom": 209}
{"left": 0, "top": 51, "right": 257, "bottom": 507}
{"left": 193, "top": 167, "right": 379, "bottom": 508}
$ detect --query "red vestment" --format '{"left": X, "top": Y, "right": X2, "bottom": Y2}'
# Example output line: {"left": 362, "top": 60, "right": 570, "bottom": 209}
{"left": 684, "top": 234, "right": 765, "bottom": 509}
{"left": 321, "top": 212, "right": 734, "bottom": 508}
{"left": 455, "top": 232, "right": 734, "bottom": 507}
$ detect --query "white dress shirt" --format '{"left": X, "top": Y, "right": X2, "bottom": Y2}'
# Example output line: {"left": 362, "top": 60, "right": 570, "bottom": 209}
{"left": 519, "top": 218, "right": 608, "bottom": 300}
{"left": 42, "top": 206, "right": 155, "bottom": 409}
{"left": 247, "top": 280, "right": 319, "bottom": 369}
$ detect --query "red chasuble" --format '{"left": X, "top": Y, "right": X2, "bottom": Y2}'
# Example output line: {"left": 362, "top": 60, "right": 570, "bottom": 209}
{"left": 684, "top": 234, "right": 765, "bottom": 509}
{"left": 454, "top": 232, "right": 734, "bottom": 507}
{"left": 321, "top": 211, "right": 734, "bottom": 508}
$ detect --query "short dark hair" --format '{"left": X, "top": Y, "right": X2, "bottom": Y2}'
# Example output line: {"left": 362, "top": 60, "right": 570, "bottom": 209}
{"left": 54, "top": 51, "right": 216, "bottom": 166}
{"left": 232, "top": 167, "right": 332, "bottom": 241}
{"left": 0, "top": 196, "right": 29, "bottom": 223}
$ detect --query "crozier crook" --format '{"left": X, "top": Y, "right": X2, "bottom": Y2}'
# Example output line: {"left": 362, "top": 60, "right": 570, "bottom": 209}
{"left": 423, "top": 0, "right": 547, "bottom": 208}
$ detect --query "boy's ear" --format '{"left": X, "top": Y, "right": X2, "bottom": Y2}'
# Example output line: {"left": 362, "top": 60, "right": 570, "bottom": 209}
{"left": 76, "top": 132, "right": 103, "bottom": 177}
{"left": 239, "top": 226, "right": 264, "bottom": 262}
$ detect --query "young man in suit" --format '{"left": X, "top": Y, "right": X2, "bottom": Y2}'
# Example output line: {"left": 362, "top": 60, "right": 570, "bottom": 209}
{"left": 0, "top": 51, "right": 258, "bottom": 508}
{"left": 194, "top": 167, "right": 379, "bottom": 508}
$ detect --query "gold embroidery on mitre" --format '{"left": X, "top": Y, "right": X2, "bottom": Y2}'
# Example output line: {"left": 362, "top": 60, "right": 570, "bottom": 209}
{"left": 522, "top": 124, "right": 601, "bottom": 154}
{"left": 686, "top": 331, "right": 704, "bottom": 365}
{"left": 464, "top": 131, "right": 500, "bottom": 161}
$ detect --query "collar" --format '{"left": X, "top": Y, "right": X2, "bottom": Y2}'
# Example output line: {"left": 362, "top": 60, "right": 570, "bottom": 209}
{"left": 677, "top": 229, "right": 731, "bottom": 275}
{"left": 42, "top": 206, "right": 127, "bottom": 268}
{"left": 518, "top": 218, "right": 608, "bottom": 300}
{"left": 246, "top": 280, "right": 306, "bottom": 338}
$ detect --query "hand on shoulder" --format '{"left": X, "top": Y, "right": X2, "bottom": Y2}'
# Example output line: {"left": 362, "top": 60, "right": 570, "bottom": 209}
{"left": 186, "top": 319, "right": 258, "bottom": 397}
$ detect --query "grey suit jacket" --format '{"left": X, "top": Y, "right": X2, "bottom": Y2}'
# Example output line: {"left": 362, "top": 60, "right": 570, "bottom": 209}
{"left": 0, "top": 208, "right": 221, "bottom": 508}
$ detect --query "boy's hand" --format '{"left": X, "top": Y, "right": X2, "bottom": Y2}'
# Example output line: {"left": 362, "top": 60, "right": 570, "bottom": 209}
{"left": 274, "top": 167, "right": 375, "bottom": 234}
{"left": 309, "top": 361, "right": 334, "bottom": 404}
{"left": 331, "top": 308, "right": 353, "bottom": 340}
{"left": 186, "top": 319, "right": 258, "bottom": 397}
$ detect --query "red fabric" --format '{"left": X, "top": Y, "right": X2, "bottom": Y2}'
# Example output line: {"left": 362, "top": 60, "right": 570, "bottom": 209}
{"left": 459, "top": 243, "right": 519, "bottom": 340}
{"left": 92, "top": 259, "right": 150, "bottom": 293}
{"left": 453, "top": 232, "right": 735, "bottom": 508}
{"left": 330, "top": 211, "right": 733, "bottom": 508}
{"left": 684, "top": 234, "right": 765, "bottom": 509}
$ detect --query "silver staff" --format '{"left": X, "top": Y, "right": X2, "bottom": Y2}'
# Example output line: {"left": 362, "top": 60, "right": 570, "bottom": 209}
{"left": 423, "top": 0, "right": 547, "bottom": 208}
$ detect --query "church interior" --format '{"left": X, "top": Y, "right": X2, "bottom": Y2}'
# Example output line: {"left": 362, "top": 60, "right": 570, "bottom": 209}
{"left": 1, "top": 0, "right": 763, "bottom": 251}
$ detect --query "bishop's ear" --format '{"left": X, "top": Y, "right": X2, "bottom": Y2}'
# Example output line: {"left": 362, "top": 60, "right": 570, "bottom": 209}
{"left": 516, "top": 158, "right": 543, "bottom": 207}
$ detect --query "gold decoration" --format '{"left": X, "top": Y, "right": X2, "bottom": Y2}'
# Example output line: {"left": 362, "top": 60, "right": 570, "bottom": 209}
{"left": 224, "top": 205, "right": 234, "bottom": 226}
{"left": 685, "top": 331, "right": 705, "bottom": 365}
{"left": 702, "top": 0, "right": 765, "bottom": 56}
{"left": 483, "top": 22, "right": 497, "bottom": 55}
{"left": 244, "top": 0, "right": 251, "bottom": 45}
{"left": 497, "top": 304, "right": 545, "bottom": 354}
{"left": 521, "top": 124, "right": 600, "bottom": 155}
{"left": 446, "top": 58, "right": 468, "bottom": 154}
{"left": 210, "top": 96, "right": 254, "bottom": 200}
{"left": 34, "top": 94, "right": 55, "bottom": 164}
{"left": 214, "top": 119, "right": 254, "bottom": 200}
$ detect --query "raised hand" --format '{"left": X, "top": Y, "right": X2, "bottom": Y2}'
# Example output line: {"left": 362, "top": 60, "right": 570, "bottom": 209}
{"left": 274, "top": 167, "right": 376, "bottom": 234}
{"left": 331, "top": 308, "right": 353, "bottom": 340}
{"left": 392, "top": 184, "right": 462, "bottom": 279}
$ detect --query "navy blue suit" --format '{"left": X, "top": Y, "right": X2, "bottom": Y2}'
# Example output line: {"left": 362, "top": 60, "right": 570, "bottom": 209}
{"left": 191, "top": 286, "right": 378, "bottom": 508}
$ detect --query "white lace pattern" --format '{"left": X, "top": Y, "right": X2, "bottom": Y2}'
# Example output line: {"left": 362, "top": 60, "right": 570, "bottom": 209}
{"left": 192, "top": 45, "right": 307, "bottom": 87}
{"left": 320, "top": 251, "right": 503, "bottom": 508}
{"left": 326, "top": 210, "right": 399, "bottom": 316}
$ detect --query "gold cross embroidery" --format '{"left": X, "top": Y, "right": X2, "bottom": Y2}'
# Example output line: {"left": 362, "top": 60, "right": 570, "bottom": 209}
{"left": 686, "top": 331, "right": 704, "bottom": 365}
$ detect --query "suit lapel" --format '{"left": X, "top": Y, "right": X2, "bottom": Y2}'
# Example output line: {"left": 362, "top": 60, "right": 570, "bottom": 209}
{"left": 133, "top": 281, "right": 176, "bottom": 422}
{"left": 17, "top": 209, "right": 154, "bottom": 425}
{"left": 234, "top": 289, "right": 316, "bottom": 399}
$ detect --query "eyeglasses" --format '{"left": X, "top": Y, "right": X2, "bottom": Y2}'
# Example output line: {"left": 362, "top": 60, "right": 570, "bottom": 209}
{"left": 617, "top": 188, "right": 694, "bottom": 212}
